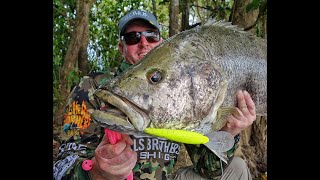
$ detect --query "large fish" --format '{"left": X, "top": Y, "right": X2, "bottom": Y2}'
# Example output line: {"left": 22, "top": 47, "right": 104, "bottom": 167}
{"left": 92, "top": 19, "right": 267, "bottom": 160}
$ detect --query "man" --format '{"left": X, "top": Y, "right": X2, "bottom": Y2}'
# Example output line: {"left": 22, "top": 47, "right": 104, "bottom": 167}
{"left": 53, "top": 9, "right": 255, "bottom": 180}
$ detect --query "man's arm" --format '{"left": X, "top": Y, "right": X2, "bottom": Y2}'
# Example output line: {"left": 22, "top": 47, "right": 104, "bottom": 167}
{"left": 54, "top": 73, "right": 137, "bottom": 180}
{"left": 53, "top": 75, "right": 103, "bottom": 179}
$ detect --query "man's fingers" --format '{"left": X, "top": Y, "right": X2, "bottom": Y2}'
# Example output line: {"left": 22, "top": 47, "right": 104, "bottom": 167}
{"left": 236, "top": 90, "right": 246, "bottom": 108}
{"left": 98, "top": 134, "right": 110, "bottom": 146}
{"left": 96, "top": 140, "right": 127, "bottom": 159}
{"left": 236, "top": 90, "right": 251, "bottom": 116}
{"left": 122, "top": 134, "right": 134, "bottom": 145}
{"left": 243, "top": 90, "right": 256, "bottom": 116}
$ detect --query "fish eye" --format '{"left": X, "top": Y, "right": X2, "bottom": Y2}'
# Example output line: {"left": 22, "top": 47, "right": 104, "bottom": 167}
{"left": 147, "top": 70, "right": 162, "bottom": 84}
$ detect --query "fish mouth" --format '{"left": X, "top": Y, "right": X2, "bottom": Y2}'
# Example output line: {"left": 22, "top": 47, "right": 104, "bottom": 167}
{"left": 92, "top": 89, "right": 150, "bottom": 133}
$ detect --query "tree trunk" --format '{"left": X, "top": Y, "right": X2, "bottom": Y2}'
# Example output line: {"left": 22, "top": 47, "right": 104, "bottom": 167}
{"left": 169, "top": 0, "right": 180, "bottom": 37}
{"left": 231, "top": 0, "right": 259, "bottom": 34}
{"left": 180, "top": 0, "right": 190, "bottom": 31}
{"left": 78, "top": 15, "right": 90, "bottom": 76}
{"left": 54, "top": 0, "right": 95, "bottom": 125}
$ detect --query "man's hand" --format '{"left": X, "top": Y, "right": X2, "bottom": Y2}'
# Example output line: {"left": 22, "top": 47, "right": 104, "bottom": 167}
{"left": 89, "top": 134, "right": 137, "bottom": 180}
{"left": 220, "top": 90, "right": 256, "bottom": 136}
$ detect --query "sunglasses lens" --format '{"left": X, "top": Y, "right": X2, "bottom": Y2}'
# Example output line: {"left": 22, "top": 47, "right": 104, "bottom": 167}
{"left": 123, "top": 32, "right": 140, "bottom": 45}
{"left": 145, "top": 34, "right": 160, "bottom": 43}
{"left": 122, "top": 31, "right": 160, "bottom": 45}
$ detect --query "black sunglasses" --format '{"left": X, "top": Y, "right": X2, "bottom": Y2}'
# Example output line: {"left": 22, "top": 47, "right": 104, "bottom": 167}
{"left": 121, "top": 30, "right": 160, "bottom": 45}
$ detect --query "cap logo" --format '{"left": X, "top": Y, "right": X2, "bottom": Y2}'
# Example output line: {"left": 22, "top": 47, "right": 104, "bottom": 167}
{"left": 124, "top": 10, "right": 149, "bottom": 21}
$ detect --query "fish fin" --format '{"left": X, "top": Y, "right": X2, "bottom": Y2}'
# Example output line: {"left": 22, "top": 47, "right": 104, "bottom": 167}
{"left": 203, "top": 131, "right": 234, "bottom": 164}
{"left": 204, "top": 131, "right": 235, "bottom": 152}
{"left": 203, "top": 18, "right": 246, "bottom": 33}
{"left": 198, "top": 79, "right": 229, "bottom": 133}
{"left": 212, "top": 107, "right": 239, "bottom": 131}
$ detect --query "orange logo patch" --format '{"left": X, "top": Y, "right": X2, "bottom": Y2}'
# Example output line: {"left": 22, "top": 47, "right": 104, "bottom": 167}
{"left": 63, "top": 101, "right": 92, "bottom": 135}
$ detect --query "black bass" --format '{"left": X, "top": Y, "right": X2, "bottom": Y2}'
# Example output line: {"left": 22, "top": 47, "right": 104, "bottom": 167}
{"left": 92, "top": 19, "right": 267, "bottom": 146}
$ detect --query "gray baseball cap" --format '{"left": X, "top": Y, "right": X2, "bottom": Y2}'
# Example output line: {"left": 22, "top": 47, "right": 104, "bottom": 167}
{"left": 119, "top": 9, "right": 160, "bottom": 35}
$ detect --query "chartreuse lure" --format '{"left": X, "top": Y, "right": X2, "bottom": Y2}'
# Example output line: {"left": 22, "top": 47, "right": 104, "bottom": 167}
{"left": 144, "top": 128, "right": 209, "bottom": 144}
{"left": 144, "top": 127, "right": 235, "bottom": 164}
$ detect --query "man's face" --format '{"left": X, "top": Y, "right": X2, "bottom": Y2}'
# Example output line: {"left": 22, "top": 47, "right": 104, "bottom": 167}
{"left": 118, "top": 20, "right": 163, "bottom": 65}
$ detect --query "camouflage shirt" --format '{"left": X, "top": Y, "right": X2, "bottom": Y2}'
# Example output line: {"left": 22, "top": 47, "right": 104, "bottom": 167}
{"left": 53, "top": 61, "right": 239, "bottom": 180}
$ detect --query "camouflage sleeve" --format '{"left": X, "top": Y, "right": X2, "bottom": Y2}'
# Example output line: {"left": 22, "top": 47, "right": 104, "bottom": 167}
{"left": 116, "top": 60, "right": 132, "bottom": 76}
{"left": 53, "top": 73, "right": 111, "bottom": 180}
{"left": 184, "top": 134, "right": 241, "bottom": 180}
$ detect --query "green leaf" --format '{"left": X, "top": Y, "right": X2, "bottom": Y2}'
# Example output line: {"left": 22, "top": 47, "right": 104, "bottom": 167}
{"left": 246, "top": 0, "right": 261, "bottom": 12}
